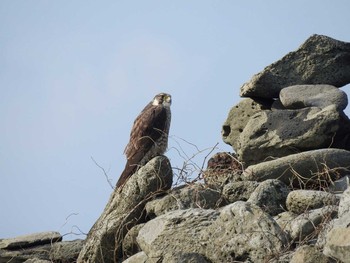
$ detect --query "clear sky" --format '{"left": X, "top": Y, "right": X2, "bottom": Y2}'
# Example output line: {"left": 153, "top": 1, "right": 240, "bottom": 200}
{"left": 1, "top": 1, "right": 350, "bottom": 240}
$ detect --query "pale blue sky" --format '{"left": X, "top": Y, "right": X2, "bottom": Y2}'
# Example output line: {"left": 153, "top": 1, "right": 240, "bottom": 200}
{"left": 1, "top": 1, "right": 350, "bottom": 239}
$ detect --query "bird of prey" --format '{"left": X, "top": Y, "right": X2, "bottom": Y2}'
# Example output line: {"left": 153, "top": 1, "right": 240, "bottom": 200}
{"left": 116, "top": 93, "right": 172, "bottom": 189}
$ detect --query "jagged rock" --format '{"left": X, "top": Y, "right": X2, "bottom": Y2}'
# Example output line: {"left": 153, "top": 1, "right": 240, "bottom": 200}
{"left": 285, "top": 206, "right": 337, "bottom": 242}
{"left": 0, "top": 232, "right": 62, "bottom": 250}
{"left": 222, "top": 180, "right": 259, "bottom": 203}
{"left": 247, "top": 179, "right": 290, "bottom": 216}
{"left": 290, "top": 245, "right": 329, "bottom": 263}
{"left": 240, "top": 34, "right": 350, "bottom": 98}
{"left": 338, "top": 187, "right": 350, "bottom": 217}
{"left": 137, "top": 202, "right": 288, "bottom": 262}
{"left": 243, "top": 149, "right": 350, "bottom": 187}
{"left": 280, "top": 84, "right": 348, "bottom": 111}
{"left": 122, "top": 224, "right": 144, "bottom": 258}
{"left": 0, "top": 239, "right": 84, "bottom": 263}
{"left": 237, "top": 105, "right": 343, "bottom": 166}
{"left": 328, "top": 175, "right": 350, "bottom": 194}
{"left": 221, "top": 98, "right": 272, "bottom": 149}
{"left": 324, "top": 227, "right": 350, "bottom": 263}
{"left": 77, "top": 156, "right": 173, "bottom": 263}
{"left": 286, "top": 190, "right": 338, "bottom": 214}
{"left": 317, "top": 188, "right": 350, "bottom": 248}
{"left": 145, "top": 184, "right": 224, "bottom": 218}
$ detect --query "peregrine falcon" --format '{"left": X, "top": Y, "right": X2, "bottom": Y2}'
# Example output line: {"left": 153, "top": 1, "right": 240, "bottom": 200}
{"left": 116, "top": 93, "right": 172, "bottom": 189}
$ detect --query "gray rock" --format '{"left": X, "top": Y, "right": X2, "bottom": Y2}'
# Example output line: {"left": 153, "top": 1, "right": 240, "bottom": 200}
{"left": 49, "top": 239, "right": 84, "bottom": 262}
{"left": 286, "top": 190, "right": 338, "bottom": 214}
{"left": 240, "top": 34, "right": 350, "bottom": 98}
{"left": 122, "top": 251, "right": 148, "bottom": 263}
{"left": 0, "top": 239, "right": 83, "bottom": 263}
{"left": 137, "top": 208, "right": 219, "bottom": 260}
{"left": 222, "top": 180, "right": 259, "bottom": 203}
{"left": 274, "top": 211, "right": 297, "bottom": 233}
{"left": 338, "top": 187, "right": 350, "bottom": 217}
{"left": 237, "top": 105, "right": 341, "bottom": 166}
{"left": 317, "top": 188, "right": 350, "bottom": 248}
{"left": 122, "top": 224, "right": 144, "bottom": 258}
{"left": 280, "top": 84, "right": 348, "bottom": 111}
{"left": 222, "top": 98, "right": 272, "bottom": 149}
{"left": 324, "top": 227, "right": 350, "bottom": 263}
{"left": 77, "top": 156, "right": 173, "bottom": 263}
{"left": 247, "top": 179, "right": 290, "bottom": 216}
{"left": 243, "top": 149, "right": 350, "bottom": 187}
{"left": 145, "top": 184, "right": 224, "bottom": 218}
{"left": 328, "top": 175, "right": 350, "bottom": 194}
{"left": 163, "top": 252, "right": 211, "bottom": 263}
{"left": 0, "top": 232, "right": 62, "bottom": 250}
{"left": 290, "top": 245, "right": 329, "bottom": 263}
{"left": 137, "top": 202, "right": 288, "bottom": 262}
{"left": 285, "top": 206, "right": 337, "bottom": 242}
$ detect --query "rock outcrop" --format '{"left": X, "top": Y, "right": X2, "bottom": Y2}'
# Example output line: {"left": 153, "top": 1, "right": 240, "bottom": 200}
{"left": 3, "top": 34, "right": 350, "bottom": 263}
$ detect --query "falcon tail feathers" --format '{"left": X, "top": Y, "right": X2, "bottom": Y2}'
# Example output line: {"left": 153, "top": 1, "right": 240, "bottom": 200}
{"left": 115, "top": 160, "right": 138, "bottom": 189}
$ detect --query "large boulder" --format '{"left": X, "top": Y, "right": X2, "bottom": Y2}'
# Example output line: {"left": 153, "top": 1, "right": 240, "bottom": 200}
{"left": 221, "top": 98, "right": 272, "bottom": 149}
{"left": 137, "top": 202, "right": 288, "bottom": 262}
{"left": 286, "top": 190, "right": 338, "bottom": 214}
{"left": 240, "top": 34, "right": 350, "bottom": 99}
{"left": 247, "top": 179, "right": 290, "bottom": 216}
{"left": 243, "top": 149, "right": 350, "bottom": 188}
{"left": 145, "top": 184, "right": 224, "bottom": 218}
{"left": 279, "top": 84, "right": 348, "bottom": 111}
{"left": 237, "top": 105, "right": 343, "bottom": 166}
{"left": 77, "top": 156, "right": 173, "bottom": 263}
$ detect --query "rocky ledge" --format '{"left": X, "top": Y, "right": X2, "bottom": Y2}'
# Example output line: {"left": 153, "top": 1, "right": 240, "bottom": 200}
{"left": 2, "top": 34, "right": 350, "bottom": 263}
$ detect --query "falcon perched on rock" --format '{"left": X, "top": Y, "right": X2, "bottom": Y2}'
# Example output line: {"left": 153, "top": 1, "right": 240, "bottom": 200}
{"left": 116, "top": 93, "right": 172, "bottom": 189}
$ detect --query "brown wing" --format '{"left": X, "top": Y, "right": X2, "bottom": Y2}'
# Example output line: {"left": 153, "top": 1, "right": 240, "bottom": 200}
{"left": 124, "top": 102, "right": 167, "bottom": 160}
{"left": 116, "top": 103, "right": 168, "bottom": 189}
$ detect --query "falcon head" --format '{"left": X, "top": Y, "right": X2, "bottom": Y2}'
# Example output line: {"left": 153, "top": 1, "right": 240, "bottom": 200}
{"left": 152, "top": 93, "right": 172, "bottom": 107}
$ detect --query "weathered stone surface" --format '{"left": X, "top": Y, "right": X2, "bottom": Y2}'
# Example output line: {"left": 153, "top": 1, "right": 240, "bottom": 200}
{"left": 203, "top": 152, "right": 243, "bottom": 188}
{"left": 0, "top": 239, "right": 83, "bottom": 263}
{"left": 122, "top": 251, "right": 148, "bottom": 263}
{"left": 243, "top": 149, "right": 350, "bottom": 187}
{"left": 286, "top": 190, "right": 338, "bottom": 214}
{"left": 23, "top": 259, "right": 52, "bottom": 263}
{"left": 285, "top": 206, "right": 337, "bottom": 241}
{"left": 240, "top": 34, "right": 350, "bottom": 98}
{"left": 280, "top": 84, "right": 348, "bottom": 111}
{"left": 274, "top": 211, "right": 297, "bottom": 233}
{"left": 77, "top": 156, "right": 173, "bottom": 263}
{"left": 137, "top": 202, "right": 288, "bottom": 262}
{"left": 145, "top": 184, "right": 224, "bottom": 218}
{"left": 324, "top": 227, "right": 350, "bottom": 263}
{"left": 247, "top": 179, "right": 290, "bottom": 216}
{"left": 222, "top": 180, "right": 259, "bottom": 203}
{"left": 163, "top": 252, "right": 211, "bottom": 263}
{"left": 0, "top": 232, "right": 62, "bottom": 250}
{"left": 237, "top": 105, "right": 341, "bottom": 166}
{"left": 137, "top": 208, "right": 219, "bottom": 260}
{"left": 122, "top": 224, "right": 144, "bottom": 259}
{"left": 338, "top": 187, "right": 350, "bottom": 217}
{"left": 290, "top": 245, "right": 329, "bottom": 263}
{"left": 222, "top": 98, "right": 272, "bottom": 149}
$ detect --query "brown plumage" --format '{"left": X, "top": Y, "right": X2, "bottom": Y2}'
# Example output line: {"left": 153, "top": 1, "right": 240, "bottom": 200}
{"left": 116, "top": 93, "right": 172, "bottom": 189}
